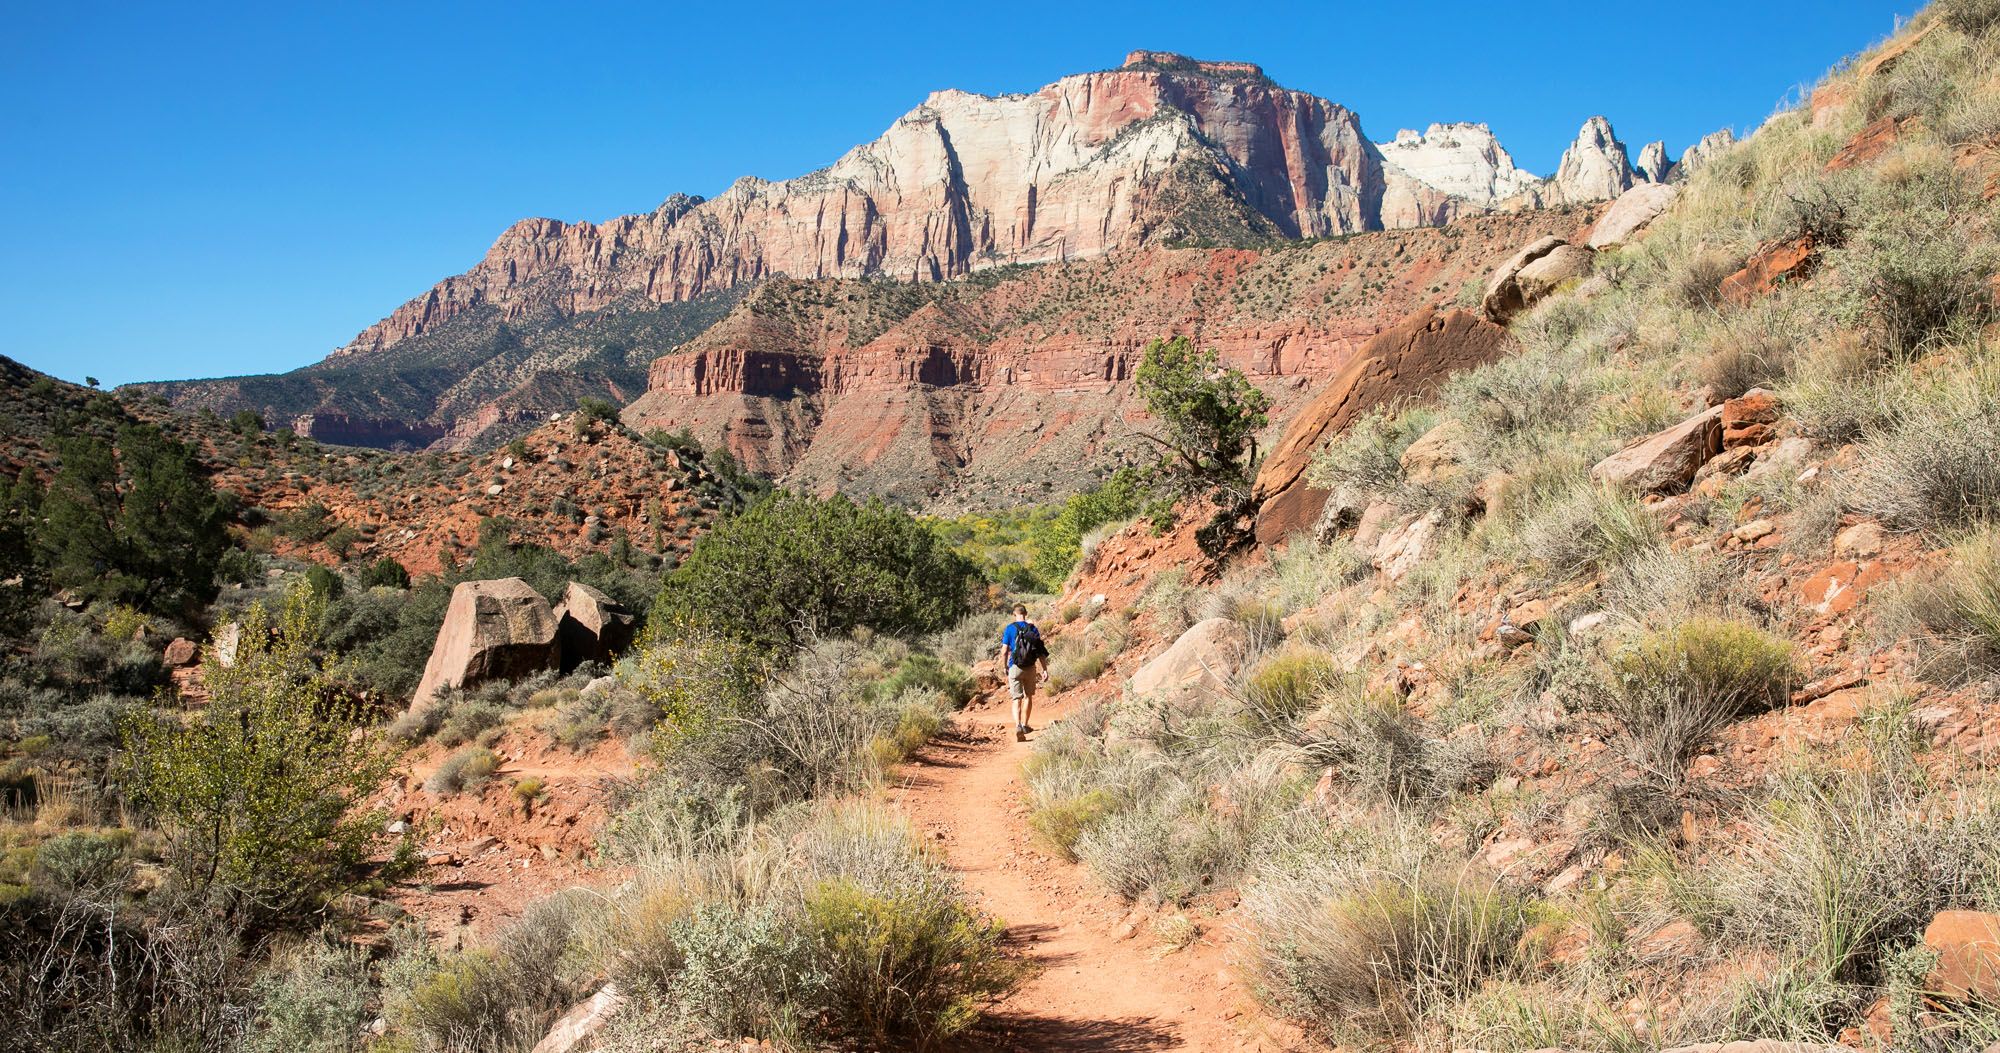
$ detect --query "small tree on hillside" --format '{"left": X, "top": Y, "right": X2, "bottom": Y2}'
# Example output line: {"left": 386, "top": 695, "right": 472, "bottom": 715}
{"left": 660, "top": 491, "right": 980, "bottom": 651}
{"left": 1132, "top": 336, "right": 1271, "bottom": 557}
{"left": 122, "top": 586, "right": 405, "bottom": 921}
{"left": 37, "top": 425, "right": 228, "bottom": 615}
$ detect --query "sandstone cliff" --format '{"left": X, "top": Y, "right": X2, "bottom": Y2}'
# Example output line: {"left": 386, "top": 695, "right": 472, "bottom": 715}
{"left": 621, "top": 208, "right": 1596, "bottom": 507}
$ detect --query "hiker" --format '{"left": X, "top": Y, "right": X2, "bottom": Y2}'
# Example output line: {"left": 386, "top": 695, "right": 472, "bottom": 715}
{"left": 1000, "top": 603, "right": 1048, "bottom": 742}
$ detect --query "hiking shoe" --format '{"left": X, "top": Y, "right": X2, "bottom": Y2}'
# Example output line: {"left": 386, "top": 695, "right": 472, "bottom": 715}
{"left": 1015, "top": 725, "right": 1026, "bottom": 742}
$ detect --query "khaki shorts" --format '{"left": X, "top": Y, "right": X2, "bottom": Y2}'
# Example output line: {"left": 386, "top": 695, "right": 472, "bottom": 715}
{"left": 1007, "top": 662, "right": 1039, "bottom": 700}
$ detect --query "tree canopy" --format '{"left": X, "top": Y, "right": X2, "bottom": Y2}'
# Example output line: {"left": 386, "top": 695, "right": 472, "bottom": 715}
{"left": 660, "top": 491, "right": 981, "bottom": 650}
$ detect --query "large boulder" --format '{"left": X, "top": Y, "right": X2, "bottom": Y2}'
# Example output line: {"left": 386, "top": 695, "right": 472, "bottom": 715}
{"left": 553, "top": 582, "right": 637, "bottom": 672}
{"left": 1587, "top": 182, "right": 1679, "bottom": 249}
{"left": 1481, "top": 236, "right": 1595, "bottom": 325}
{"left": 1398, "top": 419, "right": 1472, "bottom": 490}
{"left": 1252, "top": 307, "right": 1509, "bottom": 545}
{"left": 1130, "top": 618, "right": 1251, "bottom": 698}
{"left": 1590, "top": 405, "right": 1723, "bottom": 493}
{"left": 412, "top": 578, "right": 559, "bottom": 706}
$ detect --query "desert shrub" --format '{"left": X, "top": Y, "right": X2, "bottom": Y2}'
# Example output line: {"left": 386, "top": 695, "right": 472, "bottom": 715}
{"left": 1201, "top": 577, "right": 1285, "bottom": 653}
{"left": 1510, "top": 476, "right": 1660, "bottom": 580}
{"left": 1843, "top": 158, "right": 1994, "bottom": 357}
{"left": 512, "top": 776, "right": 545, "bottom": 802}
{"left": 869, "top": 652, "right": 973, "bottom": 708}
{"left": 1076, "top": 777, "right": 1269, "bottom": 905}
{"left": 36, "top": 425, "right": 229, "bottom": 615}
{"left": 1244, "top": 648, "right": 1338, "bottom": 723}
{"left": 1138, "top": 568, "right": 1201, "bottom": 638}
{"left": 434, "top": 697, "right": 505, "bottom": 749}
{"left": 1306, "top": 405, "right": 1437, "bottom": 500}
{"left": 1244, "top": 828, "right": 1536, "bottom": 1041}
{"left": 660, "top": 491, "right": 980, "bottom": 651}
{"left": 799, "top": 878, "right": 1015, "bottom": 1048}
{"left": 121, "top": 587, "right": 401, "bottom": 920}
{"left": 1044, "top": 641, "right": 1109, "bottom": 692}
{"left": 1599, "top": 545, "right": 1747, "bottom": 630}
{"left": 1296, "top": 684, "right": 1492, "bottom": 806}
{"left": 1671, "top": 247, "right": 1741, "bottom": 309}
{"left": 1706, "top": 762, "right": 2000, "bottom": 985}
{"left": 426, "top": 746, "right": 500, "bottom": 795}
{"left": 360, "top": 556, "right": 410, "bottom": 589}
{"left": 1267, "top": 536, "right": 1369, "bottom": 614}
{"left": 1602, "top": 618, "right": 1797, "bottom": 777}
{"left": 1938, "top": 0, "right": 2000, "bottom": 33}
{"left": 242, "top": 934, "right": 371, "bottom": 1053}
{"left": 31, "top": 830, "right": 128, "bottom": 893}
{"left": 395, "top": 891, "right": 601, "bottom": 1052}
{"left": 928, "top": 610, "right": 1007, "bottom": 669}
{"left": 1839, "top": 358, "right": 2000, "bottom": 533}
{"left": 1133, "top": 335, "right": 1271, "bottom": 497}
{"left": 1697, "top": 313, "right": 1794, "bottom": 397}
{"left": 1027, "top": 788, "right": 1116, "bottom": 863}
{"left": 1886, "top": 526, "right": 2000, "bottom": 680}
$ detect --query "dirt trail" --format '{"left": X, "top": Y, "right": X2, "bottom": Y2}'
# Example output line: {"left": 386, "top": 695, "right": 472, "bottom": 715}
{"left": 895, "top": 687, "right": 1295, "bottom": 1052}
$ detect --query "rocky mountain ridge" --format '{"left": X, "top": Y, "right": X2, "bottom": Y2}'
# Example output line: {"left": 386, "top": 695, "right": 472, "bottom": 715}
{"left": 128, "top": 51, "right": 1714, "bottom": 465}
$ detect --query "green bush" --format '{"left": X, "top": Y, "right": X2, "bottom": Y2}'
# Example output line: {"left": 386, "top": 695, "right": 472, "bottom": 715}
{"left": 800, "top": 879, "right": 1015, "bottom": 1048}
{"left": 1027, "top": 788, "right": 1116, "bottom": 862}
{"left": 361, "top": 556, "right": 411, "bottom": 589}
{"left": 1244, "top": 648, "right": 1338, "bottom": 722}
{"left": 121, "top": 586, "right": 400, "bottom": 919}
{"left": 660, "top": 491, "right": 980, "bottom": 651}
{"left": 35, "top": 425, "right": 228, "bottom": 615}
{"left": 1134, "top": 335, "right": 1271, "bottom": 498}
{"left": 1604, "top": 618, "right": 1797, "bottom": 776}
{"left": 426, "top": 746, "right": 500, "bottom": 795}
{"left": 243, "top": 935, "right": 370, "bottom": 1053}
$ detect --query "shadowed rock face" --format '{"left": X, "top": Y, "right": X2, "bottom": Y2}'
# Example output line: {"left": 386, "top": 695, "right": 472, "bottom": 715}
{"left": 1250, "top": 306, "right": 1511, "bottom": 545}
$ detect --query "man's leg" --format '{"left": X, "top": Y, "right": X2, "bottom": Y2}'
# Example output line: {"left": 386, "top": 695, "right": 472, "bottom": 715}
{"left": 1008, "top": 666, "right": 1026, "bottom": 740}
{"left": 1021, "top": 676, "right": 1035, "bottom": 733}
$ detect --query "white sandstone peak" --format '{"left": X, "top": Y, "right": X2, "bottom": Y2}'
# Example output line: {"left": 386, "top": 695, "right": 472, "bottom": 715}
{"left": 1375, "top": 121, "right": 1540, "bottom": 207}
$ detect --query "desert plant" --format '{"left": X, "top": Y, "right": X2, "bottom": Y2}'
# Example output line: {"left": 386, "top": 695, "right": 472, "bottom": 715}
{"left": 1886, "top": 526, "right": 2000, "bottom": 680}
{"left": 1244, "top": 828, "right": 1536, "bottom": 1041}
{"left": 426, "top": 746, "right": 500, "bottom": 795}
{"left": 1602, "top": 618, "right": 1797, "bottom": 777}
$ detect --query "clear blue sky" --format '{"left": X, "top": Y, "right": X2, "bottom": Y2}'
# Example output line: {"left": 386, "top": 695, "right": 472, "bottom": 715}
{"left": 1, "top": 0, "right": 1922, "bottom": 388}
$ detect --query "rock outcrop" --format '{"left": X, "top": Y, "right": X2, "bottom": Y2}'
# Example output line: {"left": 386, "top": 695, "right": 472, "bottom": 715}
{"left": 1481, "top": 236, "right": 1595, "bottom": 324}
{"left": 1375, "top": 123, "right": 1542, "bottom": 209}
{"left": 413, "top": 578, "right": 559, "bottom": 706}
{"left": 1251, "top": 306, "right": 1511, "bottom": 544}
{"left": 338, "top": 54, "right": 1542, "bottom": 362}
{"left": 1587, "top": 183, "right": 1680, "bottom": 249}
{"left": 553, "top": 582, "right": 636, "bottom": 672}
{"left": 1131, "top": 618, "right": 1251, "bottom": 697}
{"left": 1548, "top": 116, "right": 1637, "bottom": 204}
{"left": 1673, "top": 128, "right": 1739, "bottom": 181}
{"left": 1590, "top": 405, "right": 1724, "bottom": 493}
{"left": 1634, "top": 140, "right": 1674, "bottom": 184}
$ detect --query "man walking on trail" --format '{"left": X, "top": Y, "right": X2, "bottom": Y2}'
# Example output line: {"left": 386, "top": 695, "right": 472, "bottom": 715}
{"left": 1001, "top": 603, "right": 1048, "bottom": 742}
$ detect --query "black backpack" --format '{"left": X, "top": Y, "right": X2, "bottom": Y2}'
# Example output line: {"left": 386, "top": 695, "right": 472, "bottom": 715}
{"left": 1009, "top": 621, "right": 1047, "bottom": 668}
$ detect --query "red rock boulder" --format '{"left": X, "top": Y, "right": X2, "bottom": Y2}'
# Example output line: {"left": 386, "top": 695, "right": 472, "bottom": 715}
{"left": 1252, "top": 307, "right": 1509, "bottom": 544}
{"left": 1590, "top": 405, "right": 1723, "bottom": 493}
{"left": 1721, "top": 389, "right": 1781, "bottom": 449}
{"left": 1925, "top": 910, "right": 2000, "bottom": 1002}
{"left": 1481, "top": 236, "right": 1595, "bottom": 325}
{"left": 412, "top": 578, "right": 559, "bottom": 706}
{"left": 1719, "top": 237, "right": 1818, "bottom": 307}
{"left": 553, "top": 582, "right": 637, "bottom": 672}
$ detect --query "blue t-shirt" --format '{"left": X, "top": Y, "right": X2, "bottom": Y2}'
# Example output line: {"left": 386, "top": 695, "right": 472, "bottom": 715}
{"left": 1002, "top": 621, "right": 1034, "bottom": 668}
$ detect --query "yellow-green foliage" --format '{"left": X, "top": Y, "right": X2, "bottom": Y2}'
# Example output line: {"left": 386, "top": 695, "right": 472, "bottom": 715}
{"left": 800, "top": 878, "right": 1018, "bottom": 1048}
{"left": 120, "top": 586, "right": 399, "bottom": 917}
{"left": 1606, "top": 618, "right": 1797, "bottom": 774}
{"left": 1245, "top": 648, "right": 1338, "bottom": 720}
{"left": 1027, "top": 788, "right": 1115, "bottom": 862}
{"left": 511, "top": 776, "right": 545, "bottom": 802}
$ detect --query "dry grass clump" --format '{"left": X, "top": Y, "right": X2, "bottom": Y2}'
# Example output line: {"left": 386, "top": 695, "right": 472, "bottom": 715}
{"left": 1306, "top": 405, "right": 1436, "bottom": 500}
{"left": 1509, "top": 475, "right": 1661, "bottom": 581}
{"left": 1838, "top": 355, "right": 2000, "bottom": 535}
{"left": 1243, "top": 825, "right": 1537, "bottom": 1042}
{"left": 1137, "top": 568, "right": 1200, "bottom": 639}
{"left": 1696, "top": 313, "right": 1795, "bottom": 397}
{"left": 1243, "top": 648, "right": 1339, "bottom": 724}
{"left": 1601, "top": 618, "right": 1797, "bottom": 778}
{"left": 1885, "top": 526, "right": 2000, "bottom": 681}
{"left": 425, "top": 746, "right": 500, "bottom": 795}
